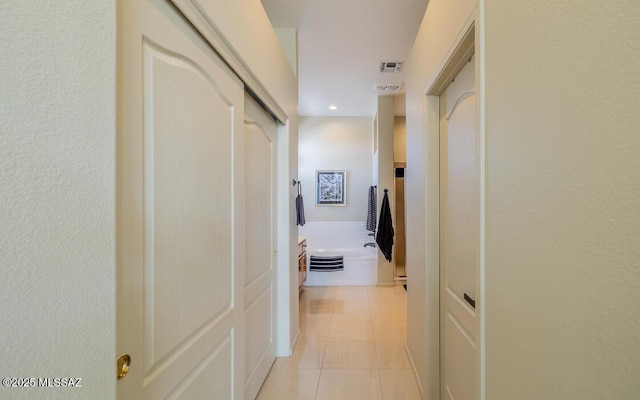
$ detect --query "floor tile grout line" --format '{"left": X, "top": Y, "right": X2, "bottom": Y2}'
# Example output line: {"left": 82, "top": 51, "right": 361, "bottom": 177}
{"left": 369, "top": 288, "right": 386, "bottom": 399}
{"left": 278, "top": 286, "right": 412, "bottom": 400}
{"left": 314, "top": 367, "right": 323, "bottom": 400}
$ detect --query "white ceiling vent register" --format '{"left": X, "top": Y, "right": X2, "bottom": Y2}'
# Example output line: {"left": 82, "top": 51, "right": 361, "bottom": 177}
{"left": 379, "top": 61, "right": 403, "bottom": 72}
{"left": 373, "top": 83, "right": 404, "bottom": 92}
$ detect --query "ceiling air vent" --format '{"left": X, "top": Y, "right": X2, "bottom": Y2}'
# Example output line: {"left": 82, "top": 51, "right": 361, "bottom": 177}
{"left": 379, "top": 61, "right": 403, "bottom": 73}
{"left": 373, "top": 83, "right": 404, "bottom": 92}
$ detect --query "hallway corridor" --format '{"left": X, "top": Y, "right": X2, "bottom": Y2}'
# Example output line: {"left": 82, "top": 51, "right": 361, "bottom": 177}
{"left": 257, "top": 286, "right": 420, "bottom": 399}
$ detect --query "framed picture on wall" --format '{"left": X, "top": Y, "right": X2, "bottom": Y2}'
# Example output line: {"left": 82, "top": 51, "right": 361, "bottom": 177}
{"left": 316, "top": 170, "right": 347, "bottom": 206}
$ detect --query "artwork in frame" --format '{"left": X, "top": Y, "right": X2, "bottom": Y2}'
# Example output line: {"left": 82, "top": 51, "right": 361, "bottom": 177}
{"left": 316, "top": 170, "right": 347, "bottom": 206}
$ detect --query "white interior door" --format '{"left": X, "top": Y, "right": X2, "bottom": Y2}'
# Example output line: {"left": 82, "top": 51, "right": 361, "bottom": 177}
{"left": 440, "top": 54, "right": 478, "bottom": 400}
{"left": 117, "top": 0, "right": 245, "bottom": 398}
{"left": 243, "top": 93, "right": 278, "bottom": 399}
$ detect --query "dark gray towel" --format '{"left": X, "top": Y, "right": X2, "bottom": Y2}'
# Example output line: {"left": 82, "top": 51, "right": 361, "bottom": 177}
{"left": 366, "top": 186, "right": 377, "bottom": 232}
{"left": 375, "top": 190, "right": 394, "bottom": 262}
{"left": 296, "top": 194, "right": 306, "bottom": 226}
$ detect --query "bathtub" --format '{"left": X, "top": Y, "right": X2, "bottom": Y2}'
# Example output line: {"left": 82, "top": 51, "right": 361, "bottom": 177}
{"left": 299, "top": 222, "right": 378, "bottom": 286}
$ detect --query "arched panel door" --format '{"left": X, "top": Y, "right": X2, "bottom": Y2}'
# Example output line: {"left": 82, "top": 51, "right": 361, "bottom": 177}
{"left": 117, "top": 0, "right": 245, "bottom": 398}
{"left": 243, "top": 93, "right": 278, "bottom": 400}
{"left": 440, "top": 54, "right": 479, "bottom": 400}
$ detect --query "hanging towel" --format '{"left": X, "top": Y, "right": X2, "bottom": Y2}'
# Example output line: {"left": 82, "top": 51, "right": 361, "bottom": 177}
{"left": 375, "top": 189, "right": 394, "bottom": 262}
{"left": 295, "top": 182, "right": 306, "bottom": 226}
{"left": 366, "top": 185, "right": 377, "bottom": 232}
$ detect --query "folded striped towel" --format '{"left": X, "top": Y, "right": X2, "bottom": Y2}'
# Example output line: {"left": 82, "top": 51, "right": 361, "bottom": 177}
{"left": 309, "top": 255, "right": 344, "bottom": 272}
{"left": 366, "top": 186, "right": 377, "bottom": 232}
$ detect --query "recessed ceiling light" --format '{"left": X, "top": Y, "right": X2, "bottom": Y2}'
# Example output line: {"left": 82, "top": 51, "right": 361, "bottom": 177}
{"left": 329, "top": 105, "right": 337, "bottom": 110}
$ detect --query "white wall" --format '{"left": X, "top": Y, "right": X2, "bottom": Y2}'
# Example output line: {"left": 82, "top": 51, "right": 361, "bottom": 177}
{"left": 393, "top": 116, "right": 406, "bottom": 163}
{"left": 298, "top": 116, "right": 373, "bottom": 222}
{"left": 484, "top": 1, "right": 640, "bottom": 398}
{"left": 404, "top": 0, "right": 478, "bottom": 396}
{"left": 274, "top": 28, "right": 297, "bottom": 77}
{"left": 1, "top": 2, "right": 116, "bottom": 399}
{"left": 394, "top": 93, "right": 407, "bottom": 117}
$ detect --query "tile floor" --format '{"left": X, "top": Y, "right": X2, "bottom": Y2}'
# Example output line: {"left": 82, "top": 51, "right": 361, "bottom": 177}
{"left": 257, "top": 285, "right": 421, "bottom": 400}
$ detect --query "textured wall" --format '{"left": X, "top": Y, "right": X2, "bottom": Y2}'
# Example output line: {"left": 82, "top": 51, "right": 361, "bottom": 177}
{"left": 298, "top": 116, "right": 373, "bottom": 222}
{"left": 393, "top": 117, "right": 406, "bottom": 163}
{"left": 485, "top": 1, "right": 640, "bottom": 398}
{"left": 0, "top": 2, "right": 116, "bottom": 399}
{"left": 274, "top": 28, "right": 297, "bottom": 77}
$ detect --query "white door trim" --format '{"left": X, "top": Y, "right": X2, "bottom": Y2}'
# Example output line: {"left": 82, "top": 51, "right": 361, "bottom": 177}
{"left": 422, "top": 7, "right": 485, "bottom": 400}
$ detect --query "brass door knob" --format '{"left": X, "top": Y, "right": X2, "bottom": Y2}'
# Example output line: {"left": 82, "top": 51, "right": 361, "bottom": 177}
{"left": 117, "top": 354, "right": 131, "bottom": 380}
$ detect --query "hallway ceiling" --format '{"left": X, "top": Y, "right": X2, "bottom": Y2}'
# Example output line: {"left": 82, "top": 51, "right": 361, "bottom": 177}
{"left": 260, "top": 0, "right": 429, "bottom": 117}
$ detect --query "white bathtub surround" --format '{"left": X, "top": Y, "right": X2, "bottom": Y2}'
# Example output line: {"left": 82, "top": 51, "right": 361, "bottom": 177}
{"left": 299, "top": 221, "right": 377, "bottom": 286}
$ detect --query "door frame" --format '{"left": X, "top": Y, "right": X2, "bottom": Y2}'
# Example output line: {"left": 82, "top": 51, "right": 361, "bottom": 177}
{"left": 422, "top": 10, "right": 485, "bottom": 400}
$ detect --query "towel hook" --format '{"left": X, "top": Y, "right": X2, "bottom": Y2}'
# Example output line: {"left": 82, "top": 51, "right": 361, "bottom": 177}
{"left": 293, "top": 179, "right": 302, "bottom": 195}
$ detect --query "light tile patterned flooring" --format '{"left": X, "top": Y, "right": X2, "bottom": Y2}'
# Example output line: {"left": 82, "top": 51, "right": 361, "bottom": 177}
{"left": 257, "top": 286, "right": 421, "bottom": 400}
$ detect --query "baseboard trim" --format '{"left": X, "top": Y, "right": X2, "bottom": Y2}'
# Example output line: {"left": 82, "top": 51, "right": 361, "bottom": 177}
{"left": 289, "top": 329, "right": 301, "bottom": 357}
{"left": 405, "top": 342, "right": 425, "bottom": 398}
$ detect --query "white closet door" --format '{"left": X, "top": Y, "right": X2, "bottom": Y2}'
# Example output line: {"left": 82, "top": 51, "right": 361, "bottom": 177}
{"left": 117, "top": 0, "right": 245, "bottom": 398}
{"left": 440, "top": 54, "right": 478, "bottom": 400}
{"left": 243, "top": 93, "right": 278, "bottom": 400}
